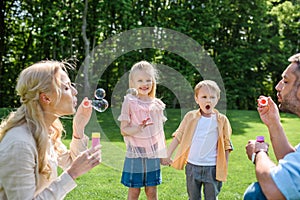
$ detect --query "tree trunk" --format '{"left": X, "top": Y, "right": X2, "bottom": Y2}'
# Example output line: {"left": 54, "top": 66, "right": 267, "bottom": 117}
{"left": 82, "top": 0, "right": 90, "bottom": 97}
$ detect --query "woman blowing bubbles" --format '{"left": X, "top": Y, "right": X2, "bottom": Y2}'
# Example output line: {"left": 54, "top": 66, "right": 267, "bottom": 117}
{"left": 0, "top": 60, "right": 101, "bottom": 199}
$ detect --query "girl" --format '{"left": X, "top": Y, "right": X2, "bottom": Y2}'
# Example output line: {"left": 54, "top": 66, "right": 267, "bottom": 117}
{"left": 0, "top": 60, "right": 101, "bottom": 199}
{"left": 118, "top": 61, "right": 167, "bottom": 200}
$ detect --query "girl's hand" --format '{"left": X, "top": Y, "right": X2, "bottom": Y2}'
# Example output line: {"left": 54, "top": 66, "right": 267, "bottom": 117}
{"left": 67, "top": 145, "right": 101, "bottom": 179}
{"left": 73, "top": 97, "right": 93, "bottom": 138}
{"left": 257, "top": 96, "right": 281, "bottom": 128}
{"left": 160, "top": 157, "right": 172, "bottom": 166}
{"left": 140, "top": 117, "right": 154, "bottom": 128}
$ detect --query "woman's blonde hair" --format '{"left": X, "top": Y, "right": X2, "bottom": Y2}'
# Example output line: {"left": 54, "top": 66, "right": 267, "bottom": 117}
{"left": 0, "top": 60, "right": 73, "bottom": 179}
{"left": 128, "top": 61, "right": 158, "bottom": 98}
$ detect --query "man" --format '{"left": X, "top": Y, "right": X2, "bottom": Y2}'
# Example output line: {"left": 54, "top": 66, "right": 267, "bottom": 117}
{"left": 244, "top": 53, "right": 300, "bottom": 200}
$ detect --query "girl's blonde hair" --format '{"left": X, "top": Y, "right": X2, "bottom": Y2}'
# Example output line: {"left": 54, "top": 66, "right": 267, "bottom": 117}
{"left": 194, "top": 80, "right": 221, "bottom": 99}
{"left": 128, "top": 61, "right": 158, "bottom": 98}
{"left": 0, "top": 60, "right": 73, "bottom": 179}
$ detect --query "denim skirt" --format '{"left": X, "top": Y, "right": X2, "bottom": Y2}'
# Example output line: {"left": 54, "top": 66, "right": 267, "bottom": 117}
{"left": 121, "top": 157, "right": 161, "bottom": 188}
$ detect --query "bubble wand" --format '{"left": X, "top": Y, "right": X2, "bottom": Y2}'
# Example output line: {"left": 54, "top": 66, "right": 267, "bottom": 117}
{"left": 258, "top": 97, "right": 268, "bottom": 107}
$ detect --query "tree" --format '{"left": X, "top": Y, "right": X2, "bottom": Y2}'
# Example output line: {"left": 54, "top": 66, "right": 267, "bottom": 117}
{"left": 1, "top": 0, "right": 299, "bottom": 110}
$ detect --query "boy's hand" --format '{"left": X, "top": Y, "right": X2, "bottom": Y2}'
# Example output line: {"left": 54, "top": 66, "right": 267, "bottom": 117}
{"left": 160, "top": 158, "right": 172, "bottom": 166}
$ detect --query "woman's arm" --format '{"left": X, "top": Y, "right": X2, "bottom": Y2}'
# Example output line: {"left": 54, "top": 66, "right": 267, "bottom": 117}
{"left": 59, "top": 98, "right": 92, "bottom": 168}
{"left": 72, "top": 97, "right": 93, "bottom": 139}
{"left": 0, "top": 141, "right": 77, "bottom": 199}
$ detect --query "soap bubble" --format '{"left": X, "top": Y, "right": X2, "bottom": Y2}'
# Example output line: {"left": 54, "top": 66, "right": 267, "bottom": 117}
{"left": 91, "top": 99, "right": 109, "bottom": 112}
{"left": 94, "top": 88, "right": 106, "bottom": 99}
{"left": 126, "top": 88, "right": 138, "bottom": 96}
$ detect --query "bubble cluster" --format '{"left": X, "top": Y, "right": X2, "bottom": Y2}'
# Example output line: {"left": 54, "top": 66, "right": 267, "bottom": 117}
{"left": 83, "top": 88, "right": 109, "bottom": 112}
{"left": 92, "top": 88, "right": 109, "bottom": 112}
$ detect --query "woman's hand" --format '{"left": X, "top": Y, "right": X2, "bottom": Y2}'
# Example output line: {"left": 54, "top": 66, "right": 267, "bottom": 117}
{"left": 67, "top": 145, "right": 101, "bottom": 179}
{"left": 73, "top": 97, "right": 93, "bottom": 138}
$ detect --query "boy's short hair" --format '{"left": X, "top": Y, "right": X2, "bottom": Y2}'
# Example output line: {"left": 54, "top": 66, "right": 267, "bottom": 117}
{"left": 194, "top": 80, "right": 221, "bottom": 99}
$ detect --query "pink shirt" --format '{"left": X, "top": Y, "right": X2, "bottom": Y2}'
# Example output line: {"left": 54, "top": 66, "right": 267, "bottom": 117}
{"left": 118, "top": 94, "right": 167, "bottom": 158}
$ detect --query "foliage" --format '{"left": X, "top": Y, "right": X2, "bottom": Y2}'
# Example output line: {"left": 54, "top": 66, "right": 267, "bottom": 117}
{"left": 1, "top": 0, "right": 300, "bottom": 109}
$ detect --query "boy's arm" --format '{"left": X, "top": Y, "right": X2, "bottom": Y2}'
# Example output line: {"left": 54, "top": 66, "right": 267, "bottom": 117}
{"left": 161, "top": 137, "right": 179, "bottom": 165}
{"left": 225, "top": 150, "right": 229, "bottom": 164}
{"left": 167, "top": 137, "right": 179, "bottom": 158}
{"left": 223, "top": 116, "right": 233, "bottom": 151}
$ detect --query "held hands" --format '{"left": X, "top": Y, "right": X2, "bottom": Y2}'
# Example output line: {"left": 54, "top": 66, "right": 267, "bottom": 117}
{"left": 160, "top": 157, "right": 172, "bottom": 166}
{"left": 73, "top": 97, "right": 93, "bottom": 138}
{"left": 245, "top": 140, "right": 269, "bottom": 161}
{"left": 67, "top": 145, "right": 101, "bottom": 179}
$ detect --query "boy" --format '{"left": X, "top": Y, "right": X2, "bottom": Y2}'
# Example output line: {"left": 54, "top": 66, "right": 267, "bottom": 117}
{"left": 161, "top": 80, "right": 233, "bottom": 200}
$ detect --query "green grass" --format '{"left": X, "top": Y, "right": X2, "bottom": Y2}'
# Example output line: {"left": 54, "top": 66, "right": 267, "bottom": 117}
{"left": 62, "top": 109, "right": 300, "bottom": 200}
{"left": 1, "top": 108, "right": 299, "bottom": 199}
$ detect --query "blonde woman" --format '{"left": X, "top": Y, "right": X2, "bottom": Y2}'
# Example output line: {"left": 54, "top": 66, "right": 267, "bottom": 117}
{"left": 0, "top": 60, "right": 101, "bottom": 199}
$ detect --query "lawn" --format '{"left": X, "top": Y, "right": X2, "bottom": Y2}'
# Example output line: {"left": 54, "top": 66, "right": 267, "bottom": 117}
{"left": 1, "top": 108, "right": 300, "bottom": 199}
{"left": 60, "top": 109, "right": 300, "bottom": 200}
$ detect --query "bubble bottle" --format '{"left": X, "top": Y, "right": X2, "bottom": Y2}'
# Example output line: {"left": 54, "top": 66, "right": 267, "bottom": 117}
{"left": 256, "top": 136, "right": 265, "bottom": 143}
{"left": 92, "top": 132, "right": 100, "bottom": 148}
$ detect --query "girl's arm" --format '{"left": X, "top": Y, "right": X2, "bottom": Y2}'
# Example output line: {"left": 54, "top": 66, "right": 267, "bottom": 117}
{"left": 120, "top": 120, "right": 143, "bottom": 136}
{"left": 167, "top": 137, "right": 179, "bottom": 158}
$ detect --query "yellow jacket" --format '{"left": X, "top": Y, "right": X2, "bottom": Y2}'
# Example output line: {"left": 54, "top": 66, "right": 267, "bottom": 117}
{"left": 171, "top": 109, "right": 233, "bottom": 182}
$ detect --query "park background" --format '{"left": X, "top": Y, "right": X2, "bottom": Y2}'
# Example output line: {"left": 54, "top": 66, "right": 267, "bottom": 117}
{"left": 1, "top": 0, "right": 300, "bottom": 199}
